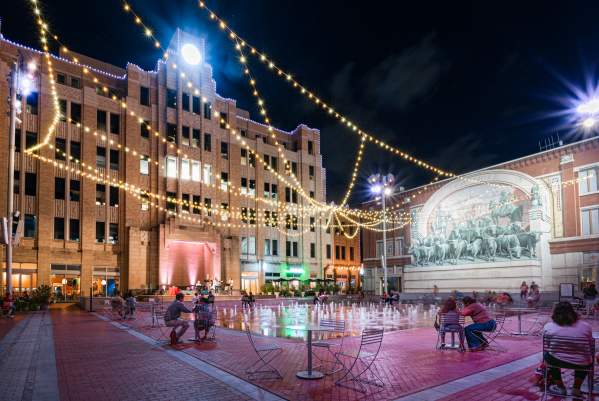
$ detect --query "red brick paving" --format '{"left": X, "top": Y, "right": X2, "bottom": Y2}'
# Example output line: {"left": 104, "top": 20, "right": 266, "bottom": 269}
{"left": 0, "top": 314, "right": 23, "bottom": 341}
{"left": 51, "top": 309, "right": 253, "bottom": 401}
{"left": 119, "top": 307, "right": 548, "bottom": 401}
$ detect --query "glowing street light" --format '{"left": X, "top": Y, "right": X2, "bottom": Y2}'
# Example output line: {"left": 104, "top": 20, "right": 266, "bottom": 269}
{"left": 368, "top": 173, "right": 395, "bottom": 295}
{"left": 181, "top": 43, "right": 201, "bottom": 65}
{"left": 582, "top": 117, "right": 597, "bottom": 129}
{"left": 577, "top": 98, "right": 599, "bottom": 115}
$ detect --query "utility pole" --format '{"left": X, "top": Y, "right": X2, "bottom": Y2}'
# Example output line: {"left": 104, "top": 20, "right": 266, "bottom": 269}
{"left": 6, "top": 61, "right": 18, "bottom": 296}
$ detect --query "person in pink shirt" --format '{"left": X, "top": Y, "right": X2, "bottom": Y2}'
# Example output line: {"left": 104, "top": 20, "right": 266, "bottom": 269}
{"left": 543, "top": 302, "right": 593, "bottom": 398}
{"left": 459, "top": 296, "right": 496, "bottom": 351}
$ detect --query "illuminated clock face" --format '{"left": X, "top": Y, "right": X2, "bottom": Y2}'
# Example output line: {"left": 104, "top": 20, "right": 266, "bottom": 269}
{"left": 181, "top": 43, "right": 202, "bottom": 65}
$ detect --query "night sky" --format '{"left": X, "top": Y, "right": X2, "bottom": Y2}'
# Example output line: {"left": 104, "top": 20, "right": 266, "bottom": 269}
{"left": 3, "top": 1, "right": 599, "bottom": 204}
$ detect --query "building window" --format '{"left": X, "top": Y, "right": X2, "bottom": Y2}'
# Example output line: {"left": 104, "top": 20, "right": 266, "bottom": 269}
{"left": 219, "top": 112, "right": 228, "bottom": 129}
{"left": 26, "top": 131, "right": 37, "bottom": 153}
{"left": 310, "top": 217, "right": 315, "bottom": 232}
{"left": 241, "top": 236, "right": 256, "bottom": 255}
{"left": 55, "top": 138, "right": 67, "bottom": 160}
{"left": 221, "top": 141, "right": 229, "bottom": 159}
{"left": 97, "top": 110, "right": 107, "bottom": 131}
{"left": 264, "top": 239, "right": 272, "bottom": 256}
{"left": 270, "top": 156, "right": 278, "bottom": 171}
{"left": 308, "top": 140, "right": 314, "bottom": 155}
{"left": 95, "top": 222, "right": 105, "bottom": 243}
{"left": 182, "top": 92, "right": 190, "bottom": 111}
{"left": 192, "top": 129, "right": 200, "bottom": 147}
{"left": 70, "top": 76, "right": 81, "bottom": 89}
{"left": 140, "top": 86, "right": 150, "bottom": 106}
{"left": 241, "top": 148, "right": 248, "bottom": 166}
{"left": 264, "top": 182, "right": 270, "bottom": 198}
{"left": 57, "top": 73, "right": 66, "bottom": 85}
{"left": 110, "top": 113, "right": 120, "bottom": 134}
{"left": 110, "top": 149, "right": 119, "bottom": 171}
{"left": 140, "top": 193, "right": 150, "bottom": 211}
{"left": 204, "top": 198, "right": 212, "bottom": 216}
{"left": 167, "top": 123, "right": 177, "bottom": 143}
{"left": 326, "top": 244, "right": 331, "bottom": 259}
{"left": 579, "top": 167, "right": 599, "bottom": 195}
{"left": 69, "top": 219, "right": 80, "bottom": 241}
{"left": 310, "top": 191, "right": 315, "bottom": 199}
{"left": 54, "top": 218, "right": 65, "bottom": 240}
{"left": 394, "top": 238, "right": 404, "bottom": 256}
{"left": 26, "top": 91, "right": 38, "bottom": 115}
{"left": 272, "top": 239, "right": 278, "bottom": 256}
{"left": 335, "top": 245, "right": 340, "bottom": 260}
{"left": 203, "top": 164, "right": 212, "bottom": 184}
{"left": 192, "top": 96, "right": 200, "bottom": 114}
{"left": 286, "top": 241, "right": 299, "bottom": 257}
{"left": 192, "top": 195, "right": 201, "bottom": 214}
{"left": 581, "top": 207, "right": 599, "bottom": 236}
{"left": 71, "top": 141, "right": 81, "bottom": 160}
{"left": 191, "top": 161, "right": 201, "bottom": 182}
{"left": 96, "top": 184, "right": 106, "bottom": 205}
{"left": 182, "top": 193, "right": 190, "bottom": 212}
{"left": 220, "top": 172, "right": 229, "bottom": 191}
{"left": 96, "top": 146, "right": 106, "bottom": 168}
{"left": 310, "top": 243, "right": 316, "bottom": 258}
{"left": 25, "top": 172, "right": 36, "bottom": 196}
{"left": 204, "top": 133, "right": 211, "bottom": 151}
{"left": 55, "top": 177, "right": 66, "bottom": 200}
{"left": 167, "top": 88, "right": 177, "bottom": 108}
{"left": 203, "top": 102, "right": 212, "bottom": 119}
{"left": 166, "top": 156, "right": 177, "bottom": 178}
{"left": 140, "top": 156, "right": 149, "bottom": 175}
{"left": 70, "top": 102, "right": 81, "bottom": 124}
{"left": 350, "top": 246, "right": 355, "bottom": 261}
{"left": 182, "top": 126, "right": 190, "bottom": 146}
{"left": 109, "top": 186, "right": 119, "bottom": 207}
{"left": 166, "top": 192, "right": 176, "bottom": 211}
{"left": 140, "top": 121, "right": 150, "bottom": 138}
{"left": 13, "top": 171, "right": 20, "bottom": 195}
{"left": 70, "top": 180, "right": 80, "bottom": 202}
{"left": 309, "top": 165, "right": 315, "bottom": 179}
{"left": 108, "top": 223, "right": 118, "bottom": 244}
{"left": 271, "top": 184, "right": 278, "bottom": 200}
{"left": 181, "top": 159, "right": 190, "bottom": 180}
{"left": 59, "top": 99, "right": 67, "bottom": 121}
{"left": 24, "top": 214, "right": 36, "bottom": 238}
{"left": 15, "top": 129, "right": 21, "bottom": 153}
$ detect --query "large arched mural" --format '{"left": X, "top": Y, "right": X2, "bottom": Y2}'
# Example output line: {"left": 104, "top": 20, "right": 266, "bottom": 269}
{"left": 408, "top": 169, "right": 553, "bottom": 266}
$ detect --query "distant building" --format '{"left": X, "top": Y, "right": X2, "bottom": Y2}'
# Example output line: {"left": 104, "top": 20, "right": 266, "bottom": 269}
{"left": 361, "top": 136, "right": 599, "bottom": 295}
{"left": 328, "top": 215, "right": 361, "bottom": 290}
{"left": 0, "top": 30, "right": 332, "bottom": 299}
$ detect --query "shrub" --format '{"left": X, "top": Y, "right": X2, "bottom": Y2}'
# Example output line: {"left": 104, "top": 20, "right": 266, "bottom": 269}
{"left": 33, "top": 284, "right": 52, "bottom": 305}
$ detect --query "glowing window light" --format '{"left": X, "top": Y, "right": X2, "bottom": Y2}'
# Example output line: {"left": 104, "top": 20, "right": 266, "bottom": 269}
{"left": 181, "top": 43, "right": 201, "bottom": 65}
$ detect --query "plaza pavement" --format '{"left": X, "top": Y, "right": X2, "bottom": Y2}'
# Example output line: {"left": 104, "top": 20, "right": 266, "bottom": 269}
{"left": 0, "top": 302, "right": 598, "bottom": 401}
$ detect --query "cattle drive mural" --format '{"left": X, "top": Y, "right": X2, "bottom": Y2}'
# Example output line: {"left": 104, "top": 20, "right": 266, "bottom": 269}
{"left": 408, "top": 184, "right": 541, "bottom": 266}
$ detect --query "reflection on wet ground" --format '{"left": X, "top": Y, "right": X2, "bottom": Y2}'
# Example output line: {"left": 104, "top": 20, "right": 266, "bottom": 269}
{"left": 214, "top": 301, "right": 439, "bottom": 339}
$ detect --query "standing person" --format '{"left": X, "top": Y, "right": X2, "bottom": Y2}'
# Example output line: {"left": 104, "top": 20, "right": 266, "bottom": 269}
{"left": 520, "top": 281, "right": 529, "bottom": 301}
{"left": 459, "top": 296, "right": 496, "bottom": 351}
{"left": 164, "top": 293, "right": 192, "bottom": 345}
{"left": 124, "top": 291, "right": 136, "bottom": 319}
{"left": 543, "top": 302, "right": 593, "bottom": 398}
{"left": 527, "top": 285, "right": 541, "bottom": 308}
{"left": 583, "top": 283, "right": 598, "bottom": 316}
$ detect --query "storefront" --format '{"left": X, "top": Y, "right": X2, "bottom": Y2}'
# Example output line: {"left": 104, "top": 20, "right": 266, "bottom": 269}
{"left": 1, "top": 262, "right": 38, "bottom": 295}
{"left": 50, "top": 264, "right": 81, "bottom": 302}
{"left": 92, "top": 266, "right": 121, "bottom": 296}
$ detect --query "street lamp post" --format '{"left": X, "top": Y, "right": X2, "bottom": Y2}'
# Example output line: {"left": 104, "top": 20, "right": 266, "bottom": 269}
{"left": 368, "top": 174, "right": 394, "bottom": 296}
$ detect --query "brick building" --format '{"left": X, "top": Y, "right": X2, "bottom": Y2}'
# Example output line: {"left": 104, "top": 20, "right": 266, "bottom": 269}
{"left": 327, "top": 216, "right": 361, "bottom": 290}
{"left": 361, "top": 136, "right": 599, "bottom": 295}
{"left": 0, "top": 30, "right": 332, "bottom": 299}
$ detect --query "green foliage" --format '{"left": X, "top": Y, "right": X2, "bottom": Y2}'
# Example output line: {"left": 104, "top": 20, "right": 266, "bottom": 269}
{"left": 261, "top": 282, "right": 275, "bottom": 295}
{"left": 33, "top": 284, "right": 52, "bottom": 305}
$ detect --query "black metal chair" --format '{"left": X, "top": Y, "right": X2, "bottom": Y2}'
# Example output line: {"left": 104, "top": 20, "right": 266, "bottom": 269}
{"left": 244, "top": 321, "right": 283, "bottom": 379}
{"left": 471, "top": 313, "right": 507, "bottom": 352}
{"left": 312, "top": 319, "right": 346, "bottom": 374}
{"left": 335, "top": 328, "right": 385, "bottom": 393}
{"left": 436, "top": 314, "right": 465, "bottom": 352}
{"left": 542, "top": 334, "right": 594, "bottom": 401}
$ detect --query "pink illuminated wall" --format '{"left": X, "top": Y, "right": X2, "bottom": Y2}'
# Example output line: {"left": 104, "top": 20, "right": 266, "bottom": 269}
{"left": 159, "top": 240, "right": 220, "bottom": 287}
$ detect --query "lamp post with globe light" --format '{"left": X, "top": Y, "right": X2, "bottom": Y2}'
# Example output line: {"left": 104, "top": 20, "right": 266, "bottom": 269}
{"left": 4, "top": 57, "right": 36, "bottom": 296}
{"left": 576, "top": 98, "right": 599, "bottom": 131}
{"left": 368, "top": 173, "right": 394, "bottom": 295}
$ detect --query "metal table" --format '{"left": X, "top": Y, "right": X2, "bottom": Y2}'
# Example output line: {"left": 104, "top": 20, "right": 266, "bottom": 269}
{"left": 286, "top": 324, "right": 337, "bottom": 380}
{"left": 505, "top": 307, "right": 537, "bottom": 336}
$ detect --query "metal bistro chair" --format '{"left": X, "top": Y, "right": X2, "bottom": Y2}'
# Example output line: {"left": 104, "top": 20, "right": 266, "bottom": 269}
{"left": 312, "top": 319, "right": 346, "bottom": 374}
{"left": 195, "top": 306, "right": 218, "bottom": 342}
{"left": 472, "top": 313, "right": 507, "bottom": 352}
{"left": 335, "top": 328, "right": 385, "bottom": 394}
{"left": 436, "top": 314, "right": 465, "bottom": 352}
{"left": 244, "top": 321, "right": 283, "bottom": 379}
{"left": 542, "top": 334, "right": 595, "bottom": 401}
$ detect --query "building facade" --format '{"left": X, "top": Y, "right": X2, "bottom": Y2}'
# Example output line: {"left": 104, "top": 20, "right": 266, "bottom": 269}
{"left": 361, "top": 137, "right": 599, "bottom": 295}
{"left": 0, "top": 30, "right": 332, "bottom": 298}
{"left": 327, "top": 219, "right": 361, "bottom": 290}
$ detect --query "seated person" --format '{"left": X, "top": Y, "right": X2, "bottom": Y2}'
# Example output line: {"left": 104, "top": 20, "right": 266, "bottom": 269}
{"left": 435, "top": 298, "right": 464, "bottom": 349}
{"left": 459, "top": 296, "right": 496, "bottom": 351}
{"left": 543, "top": 302, "right": 593, "bottom": 398}
{"left": 495, "top": 292, "right": 513, "bottom": 306}
{"left": 164, "top": 293, "right": 192, "bottom": 345}
{"left": 2, "top": 293, "right": 16, "bottom": 318}
{"left": 527, "top": 287, "right": 541, "bottom": 308}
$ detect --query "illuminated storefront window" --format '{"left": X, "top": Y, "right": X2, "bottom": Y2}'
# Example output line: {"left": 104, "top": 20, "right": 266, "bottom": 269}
{"left": 50, "top": 264, "right": 81, "bottom": 302}
{"left": 92, "top": 266, "right": 121, "bottom": 297}
{"left": 1, "top": 262, "right": 38, "bottom": 295}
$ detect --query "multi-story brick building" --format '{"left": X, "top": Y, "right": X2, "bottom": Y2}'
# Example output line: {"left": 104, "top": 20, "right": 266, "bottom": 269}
{"left": 327, "top": 217, "right": 361, "bottom": 290}
{"left": 361, "top": 136, "right": 599, "bottom": 296}
{"left": 0, "top": 30, "right": 332, "bottom": 299}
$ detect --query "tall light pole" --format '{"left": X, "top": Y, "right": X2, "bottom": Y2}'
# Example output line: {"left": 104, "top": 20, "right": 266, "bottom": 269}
{"left": 368, "top": 174, "right": 394, "bottom": 295}
{"left": 5, "top": 57, "right": 34, "bottom": 296}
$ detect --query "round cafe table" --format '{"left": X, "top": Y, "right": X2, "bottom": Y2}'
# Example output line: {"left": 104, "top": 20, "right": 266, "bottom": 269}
{"left": 286, "top": 324, "right": 340, "bottom": 380}
{"left": 505, "top": 307, "right": 537, "bottom": 335}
